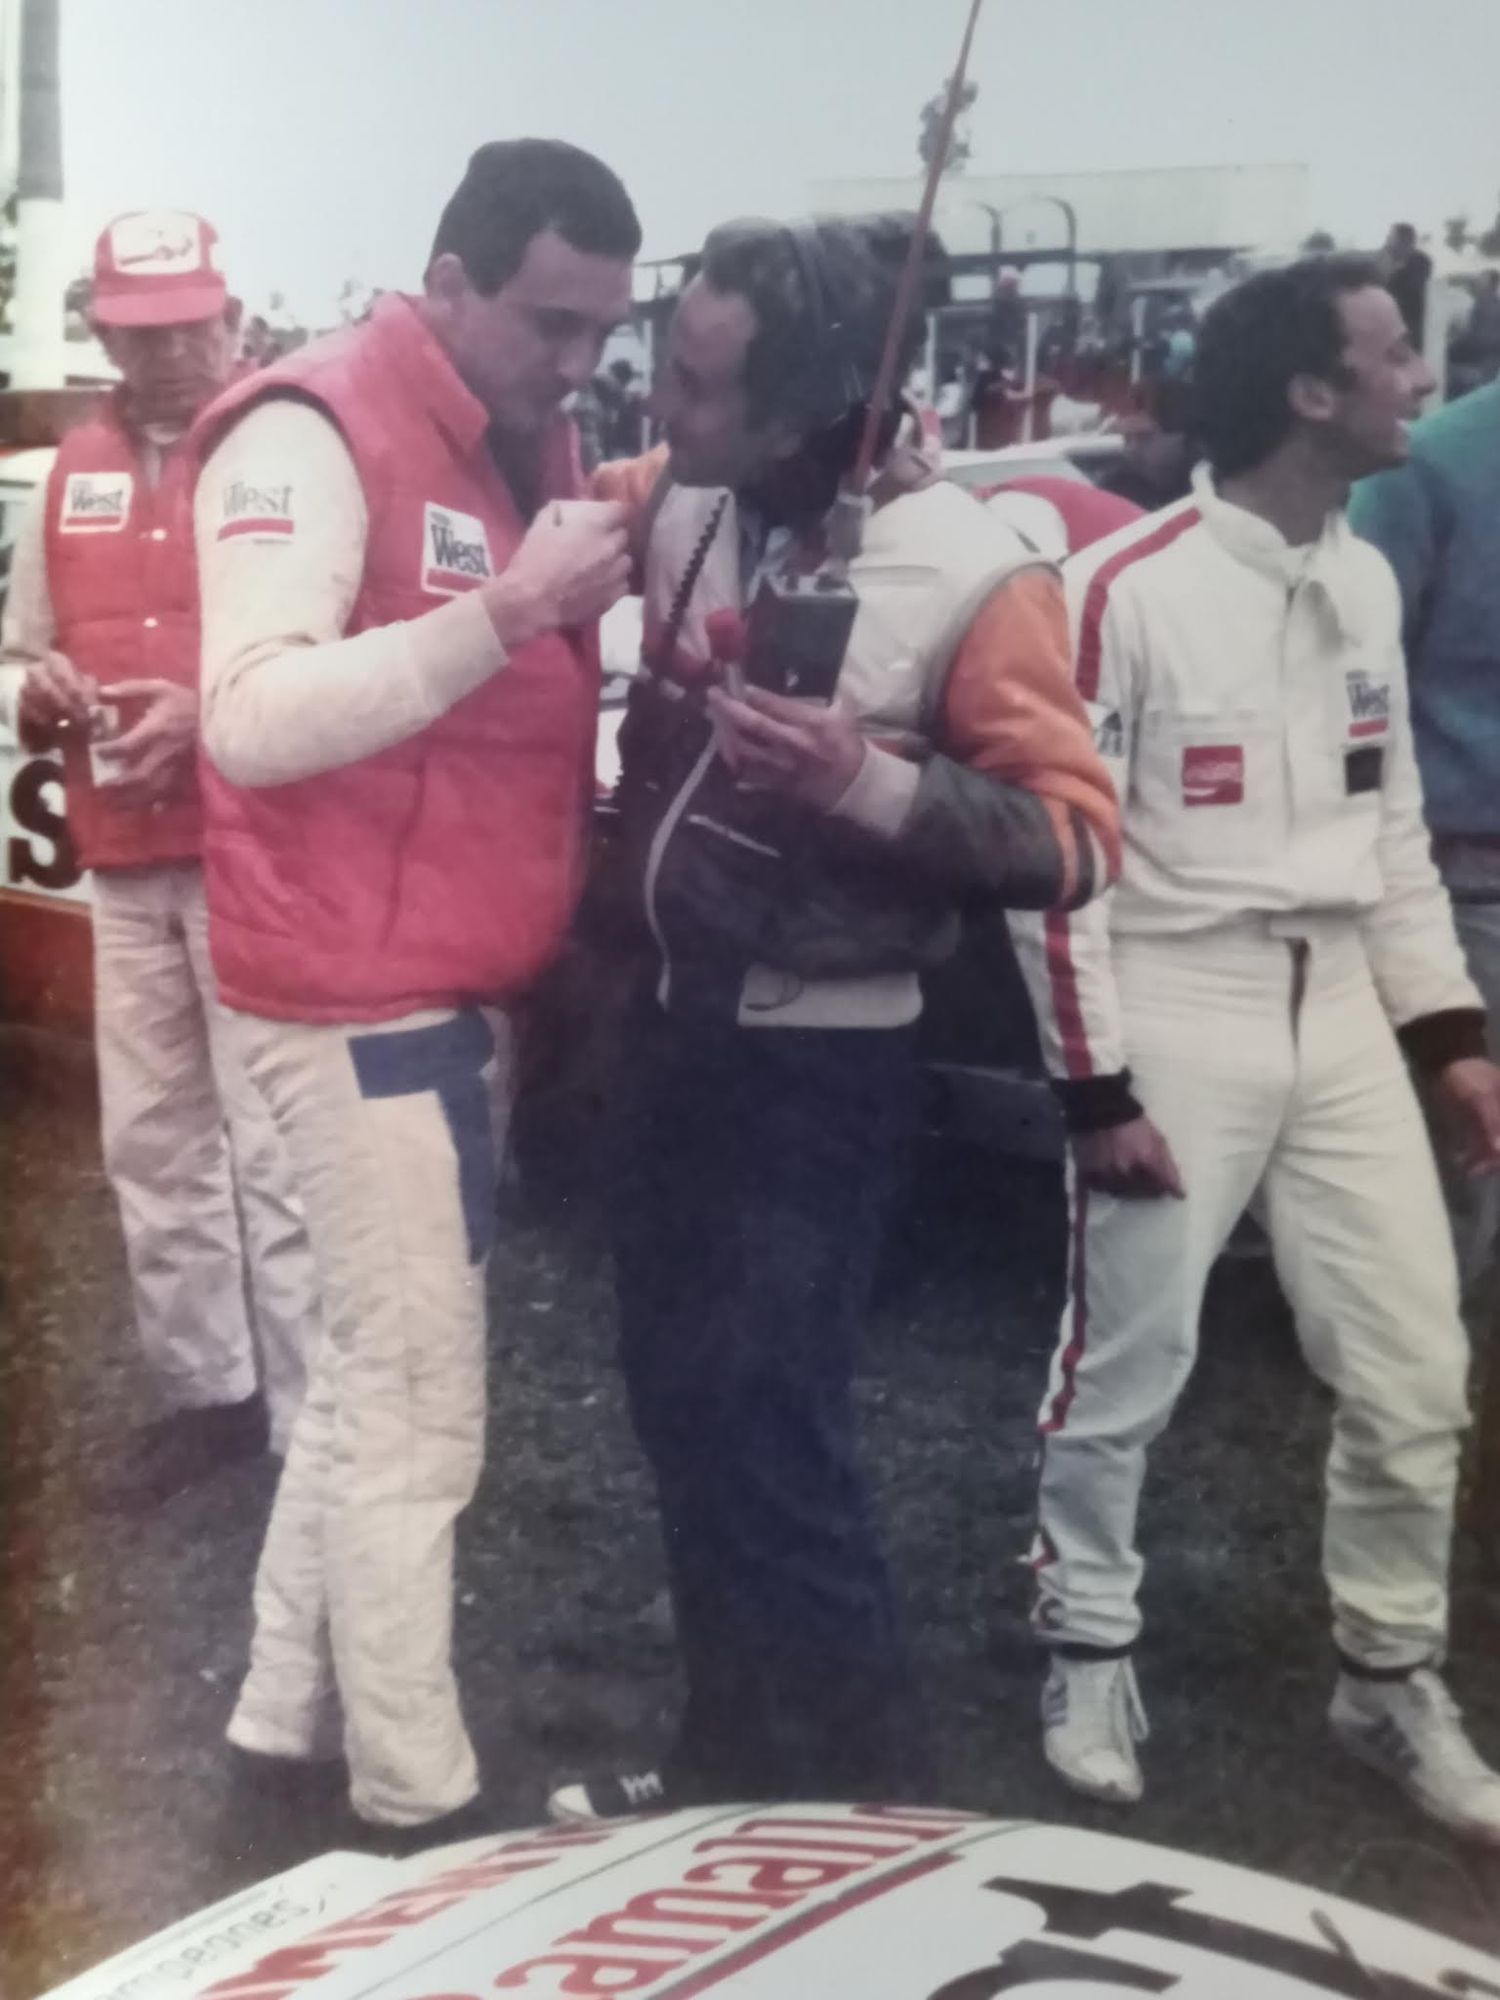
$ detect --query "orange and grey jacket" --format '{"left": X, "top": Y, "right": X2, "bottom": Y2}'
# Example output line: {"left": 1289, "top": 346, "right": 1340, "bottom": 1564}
{"left": 592, "top": 449, "right": 1120, "bottom": 1029}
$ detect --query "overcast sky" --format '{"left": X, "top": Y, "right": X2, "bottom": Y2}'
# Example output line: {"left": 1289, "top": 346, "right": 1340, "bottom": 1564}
{"left": 54, "top": 0, "right": 1500, "bottom": 321}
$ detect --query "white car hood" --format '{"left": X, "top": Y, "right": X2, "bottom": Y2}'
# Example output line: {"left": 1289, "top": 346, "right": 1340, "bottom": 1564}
{"left": 43, "top": 1801, "right": 1500, "bottom": 1998}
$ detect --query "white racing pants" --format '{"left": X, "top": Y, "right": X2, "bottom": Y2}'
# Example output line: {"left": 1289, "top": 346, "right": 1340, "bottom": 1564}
{"left": 1033, "top": 914, "right": 1471, "bottom": 1673}
{"left": 92, "top": 863, "right": 312, "bottom": 1451}
{"left": 224, "top": 1004, "right": 512, "bottom": 1828}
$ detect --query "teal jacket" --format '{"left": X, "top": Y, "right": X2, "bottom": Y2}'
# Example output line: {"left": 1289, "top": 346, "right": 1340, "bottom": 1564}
{"left": 1350, "top": 384, "right": 1500, "bottom": 837}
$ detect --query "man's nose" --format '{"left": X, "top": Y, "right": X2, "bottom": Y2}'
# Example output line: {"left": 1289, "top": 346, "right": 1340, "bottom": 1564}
{"left": 557, "top": 335, "right": 600, "bottom": 394}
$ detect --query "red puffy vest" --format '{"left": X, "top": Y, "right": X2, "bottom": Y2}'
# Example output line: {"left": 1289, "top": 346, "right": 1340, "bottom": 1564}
{"left": 195, "top": 295, "right": 599, "bottom": 1024}
{"left": 43, "top": 404, "right": 202, "bottom": 871}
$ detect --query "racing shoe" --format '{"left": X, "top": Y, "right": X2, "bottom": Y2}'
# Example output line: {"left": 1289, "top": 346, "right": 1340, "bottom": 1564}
{"left": 1330, "top": 1667, "right": 1500, "bottom": 1844}
{"left": 1041, "top": 1653, "right": 1148, "bottom": 1805}
{"left": 548, "top": 1768, "right": 671, "bottom": 1824}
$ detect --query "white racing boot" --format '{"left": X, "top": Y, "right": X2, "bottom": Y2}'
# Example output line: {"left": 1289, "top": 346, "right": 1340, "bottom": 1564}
{"left": 1041, "top": 1653, "right": 1148, "bottom": 1805}
{"left": 1330, "top": 1667, "right": 1500, "bottom": 1845}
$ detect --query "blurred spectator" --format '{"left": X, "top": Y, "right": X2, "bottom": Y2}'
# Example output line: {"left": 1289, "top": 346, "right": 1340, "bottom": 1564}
{"left": 1449, "top": 270, "right": 1500, "bottom": 395}
{"left": 598, "top": 356, "right": 646, "bottom": 459}
{"left": 1470, "top": 271, "right": 1500, "bottom": 363}
{"left": 1382, "top": 223, "right": 1433, "bottom": 347}
{"left": 986, "top": 265, "right": 1025, "bottom": 370}
{"left": 935, "top": 364, "right": 967, "bottom": 448}
{"left": 1099, "top": 378, "right": 1198, "bottom": 510}
{"left": 1160, "top": 305, "right": 1196, "bottom": 381}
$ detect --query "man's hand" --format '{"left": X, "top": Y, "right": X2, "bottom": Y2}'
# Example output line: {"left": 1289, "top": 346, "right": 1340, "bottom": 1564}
{"left": 705, "top": 686, "right": 866, "bottom": 812}
{"left": 1073, "top": 1114, "right": 1186, "bottom": 1199}
{"left": 485, "top": 499, "right": 631, "bottom": 647}
{"left": 1434, "top": 1056, "right": 1500, "bottom": 1177}
{"left": 16, "top": 651, "right": 97, "bottom": 749}
{"left": 100, "top": 679, "right": 199, "bottom": 806}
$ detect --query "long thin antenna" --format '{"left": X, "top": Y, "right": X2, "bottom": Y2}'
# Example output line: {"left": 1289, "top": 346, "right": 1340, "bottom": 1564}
{"left": 847, "top": 0, "right": 985, "bottom": 499}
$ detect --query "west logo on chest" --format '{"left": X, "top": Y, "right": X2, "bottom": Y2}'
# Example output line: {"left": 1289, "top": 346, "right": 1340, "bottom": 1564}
{"left": 422, "top": 502, "right": 492, "bottom": 595}
{"left": 58, "top": 472, "right": 133, "bottom": 534}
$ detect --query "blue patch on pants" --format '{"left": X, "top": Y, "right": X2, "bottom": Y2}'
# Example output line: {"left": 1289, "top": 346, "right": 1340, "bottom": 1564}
{"left": 349, "top": 1012, "right": 498, "bottom": 1264}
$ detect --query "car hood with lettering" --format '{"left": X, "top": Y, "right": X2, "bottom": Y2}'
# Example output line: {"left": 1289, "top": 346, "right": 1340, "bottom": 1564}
{"left": 41, "top": 1803, "right": 1500, "bottom": 1999}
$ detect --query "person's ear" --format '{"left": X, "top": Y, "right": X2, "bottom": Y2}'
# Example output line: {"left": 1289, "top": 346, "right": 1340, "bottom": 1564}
{"left": 1287, "top": 372, "right": 1339, "bottom": 426}
{"left": 425, "top": 253, "right": 470, "bottom": 312}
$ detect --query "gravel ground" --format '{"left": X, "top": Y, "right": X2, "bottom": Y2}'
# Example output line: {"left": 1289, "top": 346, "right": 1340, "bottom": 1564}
{"left": 2, "top": 1026, "right": 1499, "bottom": 1998}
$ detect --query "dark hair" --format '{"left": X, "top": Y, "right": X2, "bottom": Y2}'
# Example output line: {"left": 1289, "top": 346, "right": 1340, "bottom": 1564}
{"left": 1192, "top": 254, "right": 1385, "bottom": 477}
{"left": 429, "top": 139, "right": 641, "bottom": 294}
{"left": 697, "top": 212, "right": 950, "bottom": 437}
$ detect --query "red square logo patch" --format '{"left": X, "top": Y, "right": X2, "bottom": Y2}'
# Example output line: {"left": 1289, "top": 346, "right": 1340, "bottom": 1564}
{"left": 1182, "top": 743, "right": 1244, "bottom": 807}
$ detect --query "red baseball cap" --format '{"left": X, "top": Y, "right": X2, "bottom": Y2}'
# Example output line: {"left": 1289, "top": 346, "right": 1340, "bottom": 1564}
{"left": 90, "top": 209, "right": 228, "bottom": 328}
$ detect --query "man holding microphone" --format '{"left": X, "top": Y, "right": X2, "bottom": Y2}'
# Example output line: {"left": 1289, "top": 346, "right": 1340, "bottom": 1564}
{"left": 193, "top": 139, "right": 639, "bottom": 1851}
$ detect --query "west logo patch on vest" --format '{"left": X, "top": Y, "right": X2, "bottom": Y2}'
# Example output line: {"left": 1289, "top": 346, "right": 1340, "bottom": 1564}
{"left": 1345, "top": 668, "right": 1392, "bottom": 741}
{"left": 218, "top": 479, "right": 295, "bottom": 542}
{"left": 59, "top": 472, "right": 133, "bottom": 534}
{"left": 422, "top": 502, "right": 492, "bottom": 596}
{"left": 1182, "top": 743, "right": 1244, "bottom": 807}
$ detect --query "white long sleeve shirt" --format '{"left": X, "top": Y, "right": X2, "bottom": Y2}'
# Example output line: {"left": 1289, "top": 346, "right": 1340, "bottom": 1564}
{"left": 1010, "top": 465, "right": 1481, "bottom": 1101}
{"left": 194, "top": 397, "right": 509, "bottom": 787}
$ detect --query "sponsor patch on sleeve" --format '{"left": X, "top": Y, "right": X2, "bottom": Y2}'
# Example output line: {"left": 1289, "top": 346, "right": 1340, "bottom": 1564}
{"left": 59, "top": 472, "right": 133, "bottom": 534}
{"left": 421, "top": 502, "right": 492, "bottom": 595}
{"left": 217, "top": 479, "right": 296, "bottom": 542}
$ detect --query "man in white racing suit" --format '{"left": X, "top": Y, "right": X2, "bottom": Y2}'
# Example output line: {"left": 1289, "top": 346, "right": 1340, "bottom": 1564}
{"left": 1011, "top": 254, "right": 1500, "bottom": 1842}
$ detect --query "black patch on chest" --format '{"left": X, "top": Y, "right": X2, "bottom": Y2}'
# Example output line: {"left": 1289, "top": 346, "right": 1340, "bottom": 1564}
{"left": 1345, "top": 744, "right": 1385, "bottom": 795}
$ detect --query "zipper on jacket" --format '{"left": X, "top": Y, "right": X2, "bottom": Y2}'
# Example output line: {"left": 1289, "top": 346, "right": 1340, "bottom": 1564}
{"left": 642, "top": 735, "right": 719, "bottom": 1008}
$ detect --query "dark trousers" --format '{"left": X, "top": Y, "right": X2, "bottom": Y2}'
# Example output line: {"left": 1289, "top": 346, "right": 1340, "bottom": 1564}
{"left": 611, "top": 997, "right": 929, "bottom": 1801}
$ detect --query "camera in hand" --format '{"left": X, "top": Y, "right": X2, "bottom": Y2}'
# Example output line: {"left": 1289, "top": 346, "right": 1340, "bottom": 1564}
{"left": 743, "top": 569, "right": 858, "bottom": 702}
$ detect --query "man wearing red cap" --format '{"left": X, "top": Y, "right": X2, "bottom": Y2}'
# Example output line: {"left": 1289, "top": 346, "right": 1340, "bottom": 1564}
{"left": 4, "top": 209, "right": 313, "bottom": 1501}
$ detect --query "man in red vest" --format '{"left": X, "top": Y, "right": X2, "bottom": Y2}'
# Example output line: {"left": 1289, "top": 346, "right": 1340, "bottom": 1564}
{"left": 193, "top": 140, "right": 637, "bottom": 1852}
{"left": 7, "top": 210, "right": 314, "bottom": 1502}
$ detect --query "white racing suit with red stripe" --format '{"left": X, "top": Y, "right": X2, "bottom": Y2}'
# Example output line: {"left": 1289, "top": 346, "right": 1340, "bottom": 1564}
{"left": 1008, "top": 468, "right": 1485, "bottom": 1672}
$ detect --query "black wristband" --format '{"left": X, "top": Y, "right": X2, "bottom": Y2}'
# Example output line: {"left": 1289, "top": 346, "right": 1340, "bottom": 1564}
{"left": 1052, "top": 1071, "right": 1145, "bottom": 1134}
{"left": 1396, "top": 1007, "right": 1488, "bottom": 1076}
